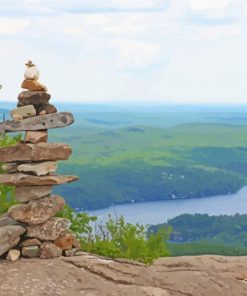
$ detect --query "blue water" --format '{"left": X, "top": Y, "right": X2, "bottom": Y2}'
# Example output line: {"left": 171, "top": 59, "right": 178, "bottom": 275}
{"left": 87, "top": 186, "right": 247, "bottom": 225}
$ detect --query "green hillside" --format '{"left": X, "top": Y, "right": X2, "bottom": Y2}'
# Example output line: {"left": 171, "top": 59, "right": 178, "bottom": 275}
{"left": 48, "top": 123, "right": 247, "bottom": 210}
{"left": 149, "top": 214, "right": 247, "bottom": 256}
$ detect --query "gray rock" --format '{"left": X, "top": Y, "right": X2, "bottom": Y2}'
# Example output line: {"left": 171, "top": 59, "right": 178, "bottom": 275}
{"left": 22, "top": 246, "right": 40, "bottom": 258}
{"left": 40, "top": 242, "right": 62, "bottom": 259}
{"left": 15, "top": 186, "right": 52, "bottom": 203}
{"left": 0, "top": 112, "right": 74, "bottom": 133}
{"left": 17, "top": 161, "right": 57, "bottom": 176}
{"left": 0, "top": 225, "right": 26, "bottom": 256}
{"left": 20, "top": 238, "right": 42, "bottom": 247}
{"left": 8, "top": 195, "right": 65, "bottom": 225}
{"left": 10, "top": 105, "right": 36, "bottom": 120}
{"left": 0, "top": 214, "right": 20, "bottom": 227}
{"left": 27, "top": 217, "right": 70, "bottom": 241}
{"left": 18, "top": 91, "right": 50, "bottom": 106}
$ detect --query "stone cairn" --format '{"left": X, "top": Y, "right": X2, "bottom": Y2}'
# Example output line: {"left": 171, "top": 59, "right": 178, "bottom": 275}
{"left": 0, "top": 61, "right": 80, "bottom": 261}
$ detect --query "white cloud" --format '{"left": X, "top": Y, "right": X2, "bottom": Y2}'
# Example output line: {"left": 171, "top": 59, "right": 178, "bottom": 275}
{"left": 187, "top": 0, "right": 231, "bottom": 11}
{"left": 84, "top": 15, "right": 110, "bottom": 25}
{"left": 110, "top": 38, "right": 161, "bottom": 69}
{"left": 0, "top": 18, "right": 30, "bottom": 34}
{"left": 110, "top": 0, "right": 164, "bottom": 9}
{"left": 184, "top": 24, "right": 242, "bottom": 41}
{"left": 102, "top": 14, "right": 148, "bottom": 34}
{"left": 64, "top": 26, "right": 86, "bottom": 37}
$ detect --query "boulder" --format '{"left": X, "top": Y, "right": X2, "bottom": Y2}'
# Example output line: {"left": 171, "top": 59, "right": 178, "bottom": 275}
{"left": 0, "top": 112, "right": 74, "bottom": 133}
{"left": 15, "top": 186, "right": 52, "bottom": 203}
{"left": 20, "top": 238, "right": 42, "bottom": 247}
{"left": 0, "top": 173, "right": 78, "bottom": 186}
{"left": 10, "top": 105, "right": 36, "bottom": 120}
{"left": 54, "top": 231, "right": 80, "bottom": 251}
{"left": 18, "top": 91, "right": 50, "bottom": 106}
{"left": 40, "top": 242, "right": 62, "bottom": 259}
{"left": 22, "top": 246, "right": 40, "bottom": 258}
{"left": 21, "top": 79, "right": 47, "bottom": 92}
{"left": 0, "top": 225, "right": 26, "bottom": 256}
{"left": 37, "top": 104, "right": 57, "bottom": 115}
{"left": 0, "top": 142, "right": 72, "bottom": 163}
{"left": 0, "top": 214, "right": 20, "bottom": 227}
{"left": 25, "top": 130, "right": 48, "bottom": 143}
{"left": 27, "top": 217, "right": 70, "bottom": 241}
{"left": 8, "top": 195, "right": 65, "bottom": 225}
{"left": 17, "top": 161, "right": 57, "bottom": 176}
{"left": 6, "top": 249, "right": 21, "bottom": 261}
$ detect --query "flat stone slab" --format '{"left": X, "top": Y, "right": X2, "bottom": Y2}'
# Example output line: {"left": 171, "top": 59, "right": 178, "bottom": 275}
{"left": 0, "top": 142, "right": 72, "bottom": 163}
{"left": 15, "top": 186, "right": 52, "bottom": 203}
{"left": 17, "top": 161, "right": 57, "bottom": 176}
{"left": 0, "top": 112, "right": 74, "bottom": 133}
{"left": 0, "top": 173, "right": 79, "bottom": 186}
{"left": 8, "top": 195, "right": 65, "bottom": 225}
{"left": 2, "top": 162, "right": 57, "bottom": 175}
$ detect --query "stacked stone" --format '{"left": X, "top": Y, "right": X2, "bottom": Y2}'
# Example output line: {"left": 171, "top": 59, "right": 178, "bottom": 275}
{"left": 11, "top": 60, "right": 57, "bottom": 121}
{"left": 0, "top": 62, "right": 80, "bottom": 261}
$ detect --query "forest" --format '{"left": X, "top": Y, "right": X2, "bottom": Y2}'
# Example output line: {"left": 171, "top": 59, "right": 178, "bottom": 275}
{"left": 149, "top": 214, "right": 247, "bottom": 256}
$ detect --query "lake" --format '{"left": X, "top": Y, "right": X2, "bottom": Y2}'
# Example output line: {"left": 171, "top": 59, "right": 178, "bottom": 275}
{"left": 87, "top": 186, "right": 247, "bottom": 225}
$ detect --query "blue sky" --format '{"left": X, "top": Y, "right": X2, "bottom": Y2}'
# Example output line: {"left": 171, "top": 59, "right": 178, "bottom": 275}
{"left": 0, "top": 0, "right": 247, "bottom": 104}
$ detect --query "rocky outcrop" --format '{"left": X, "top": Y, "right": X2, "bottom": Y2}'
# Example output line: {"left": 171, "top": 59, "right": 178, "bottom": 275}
{"left": 1, "top": 254, "right": 247, "bottom": 296}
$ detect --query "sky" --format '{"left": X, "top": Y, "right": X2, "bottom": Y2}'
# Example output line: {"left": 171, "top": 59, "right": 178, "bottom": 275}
{"left": 0, "top": 0, "right": 247, "bottom": 104}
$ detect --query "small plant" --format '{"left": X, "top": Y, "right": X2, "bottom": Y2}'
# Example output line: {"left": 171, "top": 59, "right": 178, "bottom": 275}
{"left": 58, "top": 206, "right": 171, "bottom": 264}
{"left": 0, "top": 134, "right": 22, "bottom": 215}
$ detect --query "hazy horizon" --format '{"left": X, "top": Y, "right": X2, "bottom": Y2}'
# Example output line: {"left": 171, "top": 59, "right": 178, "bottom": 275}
{"left": 1, "top": 0, "right": 247, "bottom": 104}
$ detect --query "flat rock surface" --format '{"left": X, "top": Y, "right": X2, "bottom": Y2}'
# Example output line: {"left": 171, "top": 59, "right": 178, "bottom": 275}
{"left": 0, "top": 173, "right": 78, "bottom": 186}
{"left": 0, "top": 142, "right": 72, "bottom": 163}
{"left": 0, "top": 254, "right": 247, "bottom": 296}
{"left": 0, "top": 112, "right": 74, "bottom": 133}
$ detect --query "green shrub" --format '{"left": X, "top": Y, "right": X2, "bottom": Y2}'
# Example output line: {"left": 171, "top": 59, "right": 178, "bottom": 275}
{"left": 0, "top": 134, "right": 22, "bottom": 215}
{"left": 58, "top": 206, "right": 171, "bottom": 264}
